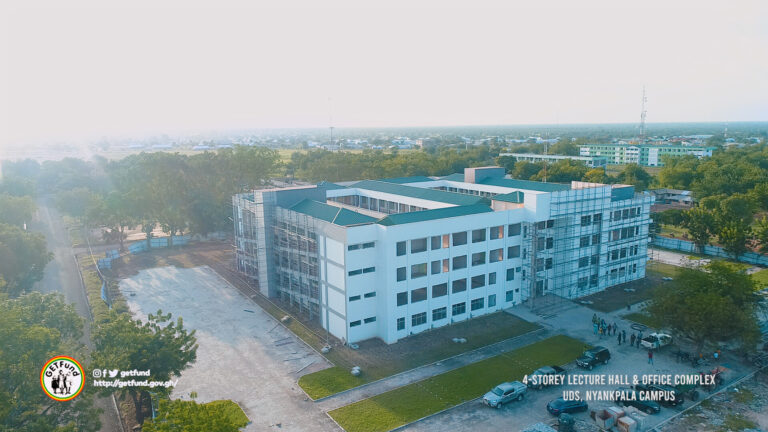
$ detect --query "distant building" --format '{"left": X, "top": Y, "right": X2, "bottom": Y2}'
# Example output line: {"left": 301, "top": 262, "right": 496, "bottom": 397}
{"left": 649, "top": 189, "right": 694, "bottom": 208}
{"left": 500, "top": 153, "right": 607, "bottom": 168}
{"left": 579, "top": 144, "right": 715, "bottom": 167}
{"left": 233, "top": 167, "right": 652, "bottom": 344}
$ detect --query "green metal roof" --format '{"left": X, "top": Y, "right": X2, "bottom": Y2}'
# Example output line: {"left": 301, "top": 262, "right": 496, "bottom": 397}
{"left": 351, "top": 180, "right": 489, "bottom": 206}
{"left": 478, "top": 177, "right": 570, "bottom": 192}
{"left": 377, "top": 204, "right": 494, "bottom": 226}
{"left": 317, "top": 181, "right": 347, "bottom": 190}
{"left": 289, "top": 199, "right": 376, "bottom": 226}
{"left": 492, "top": 191, "right": 525, "bottom": 203}
{"left": 379, "top": 176, "right": 434, "bottom": 184}
{"left": 440, "top": 173, "right": 466, "bottom": 182}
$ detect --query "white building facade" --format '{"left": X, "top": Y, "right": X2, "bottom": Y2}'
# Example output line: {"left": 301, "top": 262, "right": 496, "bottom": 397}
{"left": 233, "top": 167, "right": 653, "bottom": 344}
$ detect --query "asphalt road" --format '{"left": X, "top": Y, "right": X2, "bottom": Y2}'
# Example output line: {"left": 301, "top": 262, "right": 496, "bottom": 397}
{"left": 31, "top": 197, "right": 123, "bottom": 432}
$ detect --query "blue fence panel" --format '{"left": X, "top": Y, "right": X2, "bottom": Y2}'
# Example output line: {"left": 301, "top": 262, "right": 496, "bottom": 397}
{"left": 651, "top": 235, "right": 768, "bottom": 267}
{"left": 97, "top": 258, "right": 112, "bottom": 269}
{"left": 172, "top": 235, "right": 190, "bottom": 246}
{"left": 128, "top": 242, "right": 147, "bottom": 254}
{"left": 150, "top": 238, "right": 168, "bottom": 248}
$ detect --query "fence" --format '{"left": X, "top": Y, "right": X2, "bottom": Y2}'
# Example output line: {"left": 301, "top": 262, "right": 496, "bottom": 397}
{"left": 651, "top": 235, "right": 768, "bottom": 266}
{"left": 98, "top": 235, "right": 192, "bottom": 270}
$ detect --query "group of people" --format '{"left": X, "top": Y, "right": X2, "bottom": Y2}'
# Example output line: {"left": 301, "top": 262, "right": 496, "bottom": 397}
{"left": 591, "top": 314, "right": 647, "bottom": 349}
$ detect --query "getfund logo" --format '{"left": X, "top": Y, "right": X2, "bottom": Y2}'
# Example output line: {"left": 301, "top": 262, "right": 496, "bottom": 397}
{"left": 40, "top": 356, "right": 85, "bottom": 401}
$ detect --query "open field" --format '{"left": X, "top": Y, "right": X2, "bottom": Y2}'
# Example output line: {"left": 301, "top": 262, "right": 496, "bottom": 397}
{"left": 578, "top": 262, "right": 679, "bottom": 313}
{"left": 623, "top": 312, "right": 663, "bottom": 329}
{"left": 328, "top": 335, "right": 584, "bottom": 432}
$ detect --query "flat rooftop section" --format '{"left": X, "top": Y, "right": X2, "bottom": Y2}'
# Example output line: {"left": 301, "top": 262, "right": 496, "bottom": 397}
{"left": 377, "top": 204, "right": 494, "bottom": 226}
{"left": 378, "top": 176, "right": 435, "bottom": 184}
{"left": 477, "top": 177, "right": 571, "bottom": 192}
{"left": 290, "top": 199, "right": 377, "bottom": 226}
{"left": 492, "top": 191, "right": 525, "bottom": 203}
{"left": 349, "top": 180, "right": 489, "bottom": 206}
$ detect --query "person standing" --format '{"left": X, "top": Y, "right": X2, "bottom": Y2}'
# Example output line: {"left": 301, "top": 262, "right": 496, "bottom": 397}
{"left": 630, "top": 333, "right": 636, "bottom": 347}
{"left": 617, "top": 332, "right": 622, "bottom": 345}
{"left": 637, "top": 332, "right": 644, "bottom": 348}
{"left": 622, "top": 330, "right": 627, "bottom": 344}
{"left": 648, "top": 350, "right": 654, "bottom": 364}
{"left": 593, "top": 322, "right": 598, "bottom": 335}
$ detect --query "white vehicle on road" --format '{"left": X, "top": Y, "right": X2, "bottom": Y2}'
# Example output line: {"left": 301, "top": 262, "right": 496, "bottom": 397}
{"left": 641, "top": 332, "right": 673, "bottom": 350}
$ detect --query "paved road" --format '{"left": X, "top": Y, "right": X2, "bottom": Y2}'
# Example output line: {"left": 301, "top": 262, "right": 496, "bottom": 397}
{"left": 30, "top": 197, "right": 123, "bottom": 432}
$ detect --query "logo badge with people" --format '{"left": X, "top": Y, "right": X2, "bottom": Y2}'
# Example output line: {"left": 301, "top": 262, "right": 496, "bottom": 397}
{"left": 40, "top": 356, "right": 85, "bottom": 401}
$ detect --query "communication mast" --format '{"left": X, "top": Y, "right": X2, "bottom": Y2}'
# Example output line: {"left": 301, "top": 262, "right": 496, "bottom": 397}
{"left": 639, "top": 86, "right": 647, "bottom": 143}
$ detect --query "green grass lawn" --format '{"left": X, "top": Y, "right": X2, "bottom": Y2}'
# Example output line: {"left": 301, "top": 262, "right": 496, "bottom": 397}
{"left": 623, "top": 312, "right": 663, "bottom": 330}
{"left": 751, "top": 268, "right": 768, "bottom": 288}
{"left": 298, "top": 313, "right": 540, "bottom": 399}
{"left": 204, "top": 400, "right": 249, "bottom": 428}
{"left": 328, "top": 335, "right": 584, "bottom": 432}
{"left": 659, "top": 224, "right": 689, "bottom": 238}
{"left": 646, "top": 261, "right": 681, "bottom": 278}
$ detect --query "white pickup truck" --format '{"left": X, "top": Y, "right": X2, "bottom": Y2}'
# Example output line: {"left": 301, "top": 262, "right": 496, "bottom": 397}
{"left": 641, "top": 332, "right": 673, "bottom": 350}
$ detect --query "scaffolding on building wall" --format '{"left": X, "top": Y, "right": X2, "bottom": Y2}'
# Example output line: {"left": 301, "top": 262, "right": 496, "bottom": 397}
{"left": 233, "top": 193, "right": 265, "bottom": 292}
{"left": 524, "top": 187, "right": 654, "bottom": 313}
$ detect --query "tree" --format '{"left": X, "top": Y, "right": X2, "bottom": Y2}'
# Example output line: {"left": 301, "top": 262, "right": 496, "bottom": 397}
{"left": 511, "top": 161, "right": 545, "bottom": 180}
{"left": 680, "top": 207, "right": 716, "bottom": 253}
{"left": 530, "top": 159, "right": 588, "bottom": 183}
{"left": 92, "top": 311, "right": 197, "bottom": 425}
{"left": 0, "top": 194, "right": 36, "bottom": 227}
{"left": 0, "top": 292, "right": 101, "bottom": 432}
{"left": 582, "top": 168, "right": 612, "bottom": 184}
{"left": 0, "top": 223, "right": 52, "bottom": 297}
{"left": 718, "top": 221, "right": 752, "bottom": 259}
{"left": 548, "top": 139, "right": 579, "bottom": 156}
{"left": 54, "top": 187, "right": 101, "bottom": 224}
{"left": 616, "top": 164, "right": 653, "bottom": 191}
{"left": 142, "top": 399, "right": 248, "bottom": 432}
{"left": 754, "top": 216, "right": 768, "bottom": 253}
{"left": 647, "top": 261, "right": 761, "bottom": 356}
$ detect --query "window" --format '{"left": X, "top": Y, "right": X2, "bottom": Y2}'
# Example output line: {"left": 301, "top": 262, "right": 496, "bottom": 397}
{"left": 471, "top": 274, "right": 485, "bottom": 289}
{"left": 580, "top": 236, "right": 590, "bottom": 247}
{"left": 489, "top": 248, "right": 503, "bottom": 262}
{"left": 411, "top": 263, "right": 427, "bottom": 279}
{"left": 396, "top": 241, "right": 406, "bottom": 256}
{"left": 591, "top": 254, "right": 599, "bottom": 265}
{"left": 364, "top": 316, "right": 376, "bottom": 324}
{"left": 397, "top": 292, "right": 408, "bottom": 306}
{"left": 613, "top": 210, "right": 621, "bottom": 221}
{"left": 452, "top": 278, "right": 467, "bottom": 293}
{"left": 364, "top": 292, "right": 376, "bottom": 298}
{"left": 622, "top": 209, "right": 629, "bottom": 219}
{"left": 431, "top": 236, "right": 442, "bottom": 250}
{"left": 432, "top": 283, "right": 448, "bottom": 298}
{"left": 452, "top": 302, "right": 466, "bottom": 316}
{"left": 471, "top": 298, "right": 484, "bottom": 311}
{"left": 593, "top": 213, "right": 602, "bottom": 224}
{"left": 348, "top": 244, "right": 360, "bottom": 251}
{"left": 537, "top": 221, "right": 546, "bottom": 230}
{"left": 537, "top": 237, "right": 545, "bottom": 250}
{"left": 411, "top": 287, "right": 427, "bottom": 303}
{"left": 506, "top": 268, "right": 515, "bottom": 281}
{"left": 545, "top": 258, "right": 553, "bottom": 269}
{"left": 452, "top": 231, "right": 467, "bottom": 246}
{"left": 397, "top": 267, "right": 406, "bottom": 282}
{"left": 592, "top": 234, "right": 601, "bottom": 244}
{"left": 348, "top": 269, "right": 362, "bottom": 276}
{"left": 471, "top": 252, "right": 486, "bottom": 266}
{"left": 488, "top": 272, "right": 497, "bottom": 285}
{"left": 412, "top": 312, "right": 427, "bottom": 326}
{"left": 590, "top": 274, "right": 599, "bottom": 286}
{"left": 432, "top": 307, "right": 447, "bottom": 321}
{"left": 488, "top": 294, "right": 496, "bottom": 308}
{"left": 620, "top": 248, "right": 627, "bottom": 258}
{"left": 505, "top": 290, "right": 515, "bottom": 302}
{"left": 453, "top": 255, "right": 467, "bottom": 269}
{"left": 611, "top": 250, "right": 619, "bottom": 261}
{"left": 508, "top": 223, "right": 521, "bottom": 236}
{"left": 397, "top": 317, "right": 405, "bottom": 330}
{"left": 611, "top": 229, "right": 620, "bottom": 241}
{"left": 350, "top": 295, "right": 361, "bottom": 301}
{"left": 546, "top": 219, "right": 555, "bottom": 228}
{"left": 350, "top": 320, "right": 361, "bottom": 327}
{"left": 442, "top": 234, "right": 450, "bottom": 248}
{"left": 411, "top": 238, "right": 427, "bottom": 253}
{"left": 472, "top": 229, "right": 486, "bottom": 243}
{"left": 362, "top": 242, "right": 375, "bottom": 249}
{"left": 546, "top": 237, "right": 554, "bottom": 249}
{"left": 581, "top": 215, "right": 592, "bottom": 226}
{"left": 363, "top": 267, "right": 375, "bottom": 274}
{"left": 579, "top": 256, "right": 589, "bottom": 268}
{"left": 578, "top": 276, "right": 588, "bottom": 289}
{"left": 507, "top": 245, "right": 520, "bottom": 258}
{"left": 431, "top": 260, "right": 442, "bottom": 275}
{"left": 443, "top": 259, "right": 450, "bottom": 273}
{"left": 490, "top": 226, "right": 503, "bottom": 239}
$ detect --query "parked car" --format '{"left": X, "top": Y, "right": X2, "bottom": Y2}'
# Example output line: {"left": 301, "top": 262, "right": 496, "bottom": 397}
{"left": 576, "top": 346, "right": 611, "bottom": 370}
{"left": 546, "top": 397, "right": 588, "bottom": 415}
{"left": 634, "top": 383, "right": 684, "bottom": 407}
{"left": 614, "top": 387, "right": 661, "bottom": 414}
{"left": 527, "top": 365, "right": 567, "bottom": 389}
{"left": 482, "top": 381, "right": 527, "bottom": 408}
{"left": 641, "top": 333, "right": 673, "bottom": 350}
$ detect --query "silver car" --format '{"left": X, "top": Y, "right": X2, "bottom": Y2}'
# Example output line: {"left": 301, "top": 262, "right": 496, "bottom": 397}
{"left": 482, "top": 381, "right": 527, "bottom": 408}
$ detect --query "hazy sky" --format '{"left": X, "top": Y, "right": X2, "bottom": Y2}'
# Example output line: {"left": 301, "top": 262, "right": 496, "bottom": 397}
{"left": 1, "top": 0, "right": 766, "bottom": 145}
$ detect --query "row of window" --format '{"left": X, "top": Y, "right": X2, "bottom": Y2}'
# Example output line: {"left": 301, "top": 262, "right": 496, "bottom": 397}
{"left": 395, "top": 224, "right": 525, "bottom": 256}
{"left": 349, "top": 292, "right": 377, "bottom": 301}
{"left": 608, "top": 245, "right": 641, "bottom": 262}
{"left": 348, "top": 242, "right": 375, "bottom": 251}
{"left": 580, "top": 213, "right": 603, "bottom": 227}
{"left": 611, "top": 227, "right": 640, "bottom": 241}
{"left": 350, "top": 316, "right": 376, "bottom": 327}
{"left": 397, "top": 249, "right": 523, "bottom": 281}
{"left": 579, "top": 234, "right": 602, "bottom": 247}
{"left": 395, "top": 270, "right": 516, "bottom": 306}
{"left": 395, "top": 295, "right": 498, "bottom": 329}
{"left": 348, "top": 267, "right": 375, "bottom": 276}
{"left": 611, "top": 207, "right": 643, "bottom": 221}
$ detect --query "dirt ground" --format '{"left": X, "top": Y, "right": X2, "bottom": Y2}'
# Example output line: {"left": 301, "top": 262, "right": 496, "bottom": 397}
{"left": 662, "top": 369, "right": 768, "bottom": 432}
